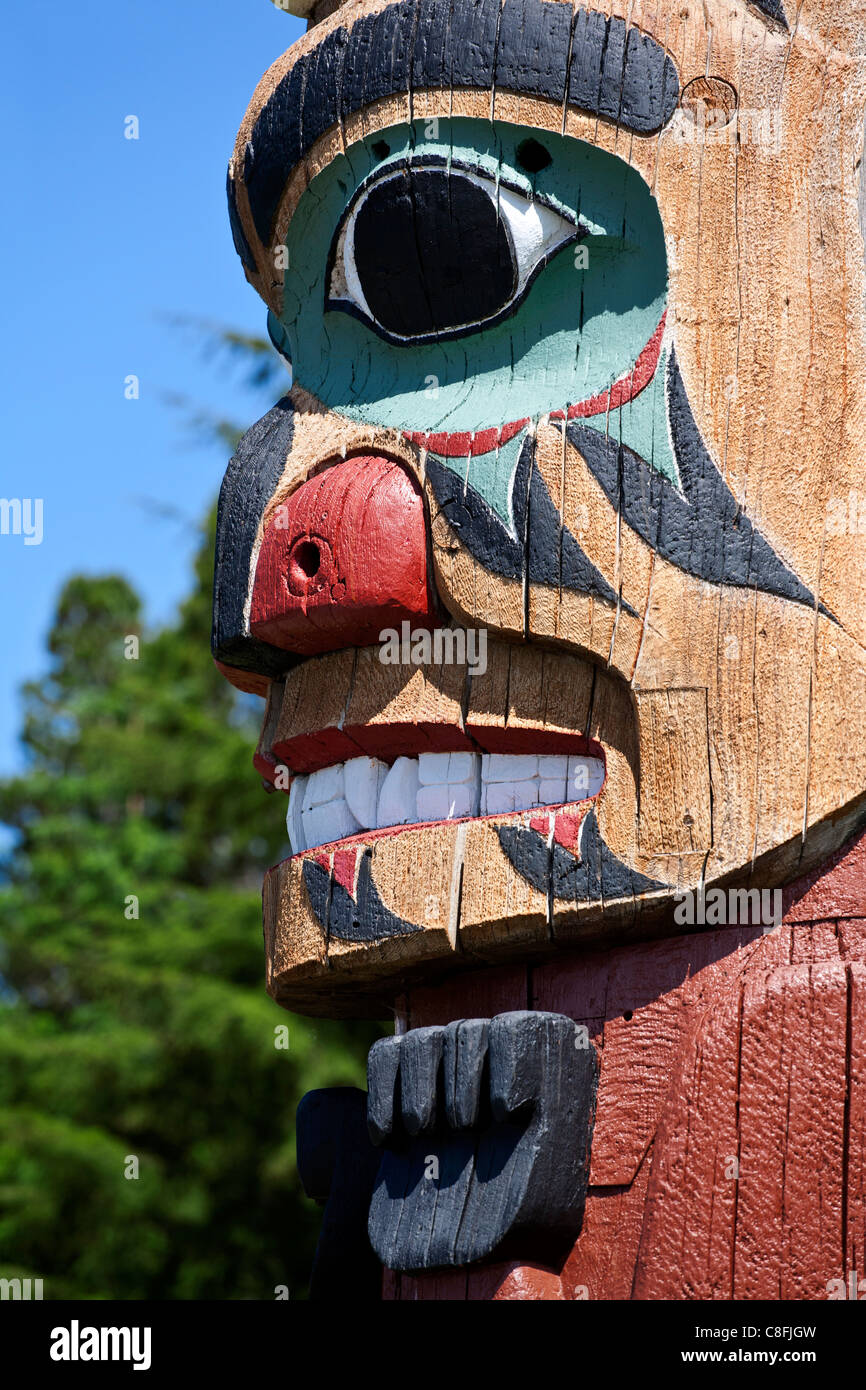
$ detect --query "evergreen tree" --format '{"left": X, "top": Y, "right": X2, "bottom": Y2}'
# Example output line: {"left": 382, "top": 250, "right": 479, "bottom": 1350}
{"left": 0, "top": 509, "right": 383, "bottom": 1299}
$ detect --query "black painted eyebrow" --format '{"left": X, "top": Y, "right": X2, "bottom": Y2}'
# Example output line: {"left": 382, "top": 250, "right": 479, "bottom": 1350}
{"left": 231, "top": 0, "right": 680, "bottom": 265}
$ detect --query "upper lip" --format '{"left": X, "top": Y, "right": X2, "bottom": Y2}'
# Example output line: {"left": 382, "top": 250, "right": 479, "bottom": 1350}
{"left": 259, "top": 718, "right": 605, "bottom": 784}
{"left": 254, "top": 639, "right": 625, "bottom": 850}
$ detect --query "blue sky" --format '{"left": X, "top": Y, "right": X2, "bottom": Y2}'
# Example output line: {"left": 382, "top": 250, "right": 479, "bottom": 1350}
{"left": 0, "top": 0, "right": 304, "bottom": 775}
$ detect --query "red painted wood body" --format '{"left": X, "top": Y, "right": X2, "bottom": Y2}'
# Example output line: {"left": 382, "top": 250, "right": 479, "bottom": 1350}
{"left": 383, "top": 825, "right": 866, "bottom": 1300}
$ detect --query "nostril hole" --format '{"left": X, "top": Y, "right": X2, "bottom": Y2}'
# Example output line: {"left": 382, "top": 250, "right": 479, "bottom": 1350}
{"left": 284, "top": 534, "right": 334, "bottom": 597}
{"left": 292, "top": 540, "right": 321, "bottom": 578}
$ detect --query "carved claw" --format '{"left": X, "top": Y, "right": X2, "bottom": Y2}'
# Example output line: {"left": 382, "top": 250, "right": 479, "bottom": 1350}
{"left": 366, "top": 1011, "right": 598, "bottom": 1271}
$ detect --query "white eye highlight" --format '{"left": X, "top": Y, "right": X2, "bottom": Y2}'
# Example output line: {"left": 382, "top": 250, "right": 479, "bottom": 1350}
{"left": 495, "top": 183, "right": 578, "bottom": 291}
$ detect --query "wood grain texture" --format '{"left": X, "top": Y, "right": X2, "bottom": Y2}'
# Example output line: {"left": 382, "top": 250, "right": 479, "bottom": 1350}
{"left": 261, "top": 639, "right": 661, "bottom": 1011}
{"left": 259, "top": 628, "right": 866, "bottom": 1011}
{"left": 634, "top": 689, "right": 712, "bottom": 855}
{"left": 232, "top": 0, "right": 680, "bottom": 309}
{"left": 229, "top": 0, "right": 866, "bottom": 896}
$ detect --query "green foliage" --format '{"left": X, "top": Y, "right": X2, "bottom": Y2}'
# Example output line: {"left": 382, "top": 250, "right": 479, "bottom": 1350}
{"left": 0, "top": 510, "right": 384, "bottom": 1299}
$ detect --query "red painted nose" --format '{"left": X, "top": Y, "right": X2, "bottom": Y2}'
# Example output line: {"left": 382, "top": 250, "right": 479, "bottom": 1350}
{"left": 249, "top": 455, "right": 436, "bottom": 656}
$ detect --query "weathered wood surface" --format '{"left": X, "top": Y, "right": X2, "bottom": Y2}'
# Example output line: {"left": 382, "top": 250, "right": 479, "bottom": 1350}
{"left": 366, "top": 1011, "right": 598, "bottom": 1270}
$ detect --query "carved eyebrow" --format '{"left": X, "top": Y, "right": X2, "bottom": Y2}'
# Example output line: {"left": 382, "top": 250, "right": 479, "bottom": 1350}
{"left": 233, "top": 0, "right": 680, "bottom": 260}
{"left": 747, "top": 0, "right": 790, "bottom": 30}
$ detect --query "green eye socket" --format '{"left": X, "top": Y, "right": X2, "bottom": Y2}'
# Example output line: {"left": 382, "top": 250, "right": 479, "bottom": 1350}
{"left": 325, "top": 159, "right": 584, "bottom": 345}
{"left": 277, "top": 117, "right": 668, "bottom": 441}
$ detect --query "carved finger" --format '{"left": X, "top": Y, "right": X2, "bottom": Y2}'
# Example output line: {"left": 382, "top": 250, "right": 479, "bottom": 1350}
{"left": 443, "top": 1017, "right": 489, "bottom": 1129}
{"left": 367, "top": 1035, "right": 401, "bottom": 1146}
{"left": 399, "top": 1026, "right": 445, "bottom": 1136}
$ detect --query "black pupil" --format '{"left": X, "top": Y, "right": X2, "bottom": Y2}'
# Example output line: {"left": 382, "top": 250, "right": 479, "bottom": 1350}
{"left": 352, "top": 168, "right": 517, "bottom": 339}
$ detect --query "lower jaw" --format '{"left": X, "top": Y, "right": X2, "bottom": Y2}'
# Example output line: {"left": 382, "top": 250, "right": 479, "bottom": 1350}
{"left": 261, "top": 786, "right": 660, "bottom": 1021}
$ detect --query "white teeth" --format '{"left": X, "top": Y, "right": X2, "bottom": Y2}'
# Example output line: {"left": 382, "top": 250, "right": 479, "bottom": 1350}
{"left": 303, "top": 764, "right": 344, "bottom": 809}
{"left": 286, "top": 774, "right": 308, "bottom": 853}
{"left": 298, "top": 762, "right": 363, "bottom": 846}
{"left": 448, "top": 782, "right": 481, "bottom": 817}
{"left": 285, "top": 751, "right": 605, "bottom": 852}
{"left": 304, "top": 798, "right": 361, "bottom": 848}
{"left": 417, "top": 751, "right": 452, "bottom": 785}
{"left": 539, "top": 753, "right": 568, "bottom": 781}
{"left": 482, "top": 752, "right": 539, "bottom": 783}
{"left": 415, "top": 783, "right": 452, "bottom": 822}
{"left": 446, "top": 752, "right": 479, "bottom": 784}
{"left": 376, "top": 756, "right": 420, "bottom": 828}
{"left": 539, "top": 776, "right": 566, "bottom": 804}
{"left": 483, "top": 778, "right": 537, "bottom": 816}
{"left": 568, "top": 754, "right": 605, "bottom": 799}
{"left": 344, "top": 756, "right": 388, "bottom": 827}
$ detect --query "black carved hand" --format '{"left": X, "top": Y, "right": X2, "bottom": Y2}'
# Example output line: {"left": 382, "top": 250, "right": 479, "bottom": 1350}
{"left": 366, "top": 1010, "right": 598, "bottom": 1271}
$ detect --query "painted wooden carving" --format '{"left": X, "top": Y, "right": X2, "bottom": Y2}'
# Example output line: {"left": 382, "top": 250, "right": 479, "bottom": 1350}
{"left": 367, "top": 1011, "right": 598, "bottom": 1269}
{"left": 215, "top": 0, "right": 866, "bottom": 1298}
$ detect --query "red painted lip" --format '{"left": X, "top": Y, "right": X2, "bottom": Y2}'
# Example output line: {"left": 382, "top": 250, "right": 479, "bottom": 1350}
{"left": 404, "top": 313, "right": 666, "bottom": 459}
{"left": 256, "top": 722, "right": 605, "bottom": 785}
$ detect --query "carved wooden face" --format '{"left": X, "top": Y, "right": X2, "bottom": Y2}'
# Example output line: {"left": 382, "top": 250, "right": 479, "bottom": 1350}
{"left": 215, "top": 0, "right": 866, "bottom": 1016}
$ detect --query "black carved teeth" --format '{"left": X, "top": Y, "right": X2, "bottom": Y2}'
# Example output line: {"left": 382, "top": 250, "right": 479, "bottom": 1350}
{"left": 366, "top": 1011, "right": 599, "bottom": 1271}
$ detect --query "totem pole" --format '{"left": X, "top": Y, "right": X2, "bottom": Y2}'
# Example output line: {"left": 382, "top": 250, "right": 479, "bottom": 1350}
{"left": 214, "top": 0, "right": 866, "bottom": 1299}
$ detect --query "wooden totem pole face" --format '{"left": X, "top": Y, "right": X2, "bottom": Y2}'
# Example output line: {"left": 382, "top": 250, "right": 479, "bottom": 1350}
{"left": 216, "top": 0, "right": 866, "bottom": 1017}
